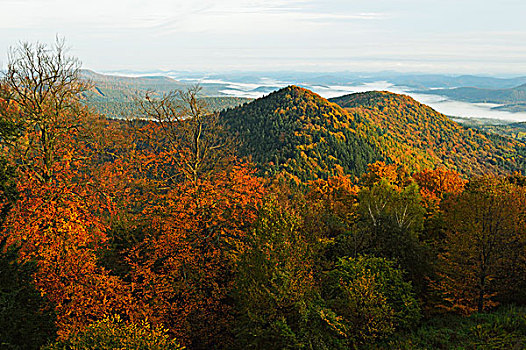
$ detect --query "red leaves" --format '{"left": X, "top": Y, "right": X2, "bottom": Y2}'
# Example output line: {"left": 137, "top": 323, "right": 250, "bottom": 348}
{"left": 3, "top": 179, "right": 132, "bottom": 338}
{"left": 413, "top": 168, "right": 466, "bottom": 209}
{"left": 127, "top": 164, "right": 264, "bottom": 346}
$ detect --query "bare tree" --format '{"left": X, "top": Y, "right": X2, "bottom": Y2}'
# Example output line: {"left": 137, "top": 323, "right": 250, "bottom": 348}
{"left": 136, "top": 86, "right": 234, "bottom": 187}
{"left": 0, "top": 38, "right": 91, "bottom": 183}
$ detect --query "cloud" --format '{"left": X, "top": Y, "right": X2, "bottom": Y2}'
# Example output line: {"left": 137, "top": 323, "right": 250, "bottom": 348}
{"left": 142, "top": 1, "right": 389, "bottom": 37}
{"left": 0, "top": 0, "right": 387, "bottom": 32}
{"left": 0, "top": 0, "right": 524, "bottom": 74}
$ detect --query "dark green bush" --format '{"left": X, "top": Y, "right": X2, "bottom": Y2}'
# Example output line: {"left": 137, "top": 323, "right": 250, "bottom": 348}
{"left": 321, "top": 255, "right": 421, "bottom": 347}
{"left": 377, "top": 306, "right": 526, "bottom": 349}
{"left": 0, "top": 240, "right": 56, "bottom": 350}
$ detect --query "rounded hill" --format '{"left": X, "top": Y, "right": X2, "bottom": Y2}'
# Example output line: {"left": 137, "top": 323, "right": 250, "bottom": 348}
{"left": 220, "top": 86, "right": 382, "bottom": 182}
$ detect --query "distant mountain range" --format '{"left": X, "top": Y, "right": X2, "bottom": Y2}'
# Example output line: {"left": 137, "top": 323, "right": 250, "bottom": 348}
{"left": 82, "top": 69, "right": 526, "bottom": 120}
{"left": 414, "top": 84, "right": 526, "bottom": 112}
{"left": 82, "top": 69, "right": 223, "bottom": 98}
{"left": 99, "top": 69, "right": 526, "bottom": 90}
{"left": 81, "top": 70, "right": 251, "bottom": 117}
{"left": 79, "top": 69, "right": 526, "bottom": 178}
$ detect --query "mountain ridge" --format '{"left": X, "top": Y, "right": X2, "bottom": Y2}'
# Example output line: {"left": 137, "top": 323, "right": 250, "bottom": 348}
{"left": 220, "top": 86, "right": 526, "bottom": 182}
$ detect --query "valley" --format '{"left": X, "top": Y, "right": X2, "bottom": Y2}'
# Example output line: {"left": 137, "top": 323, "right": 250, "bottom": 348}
{"left": 85, "top": 70, "right": 526, "bottom": 123}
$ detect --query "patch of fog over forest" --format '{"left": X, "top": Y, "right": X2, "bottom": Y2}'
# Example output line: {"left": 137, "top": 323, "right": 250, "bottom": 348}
{"left": 178, "top": 76, "right": 526, "bottom": 122}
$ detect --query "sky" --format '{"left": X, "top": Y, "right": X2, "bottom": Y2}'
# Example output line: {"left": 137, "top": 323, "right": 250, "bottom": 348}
{"left": 1, "top": 0, "right": 525, "bottom": 75}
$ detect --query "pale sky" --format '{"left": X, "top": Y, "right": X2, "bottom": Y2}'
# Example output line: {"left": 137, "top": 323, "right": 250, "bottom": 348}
{"left": 1, "top": 0, "right": 525, "bottom": 74}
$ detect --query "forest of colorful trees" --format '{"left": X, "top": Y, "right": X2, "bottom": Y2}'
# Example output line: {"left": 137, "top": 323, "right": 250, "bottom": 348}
{"left": 0, "top": 41, "right": 525, "bottom": 350}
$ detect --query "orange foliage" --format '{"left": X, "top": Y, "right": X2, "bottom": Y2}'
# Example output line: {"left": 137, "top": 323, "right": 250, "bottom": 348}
{"left": 1, "top": 61, "right": 135, "bottom": 337}
{"left": 3, "top": 176, "right": 132, "bottom": 337}
{"left": 433, "top": 177, "right": 526, "bottom": 314}
{"left": 413, "top": 168, "right": 466, "bottom": 209}
{"left": 360, "top": 161, "right": 410, "bottom": 190}
{"left": 308, "top": 175, "right": 359, "bottom": 219}
{"left": 127, "top": 163, "right": 264, "bottom": 347}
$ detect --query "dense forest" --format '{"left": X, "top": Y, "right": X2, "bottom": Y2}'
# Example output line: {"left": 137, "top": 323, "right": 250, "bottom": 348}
{"left": 81, "top": 70, "right": 251, "bottom": 118}
{"left": 220, "top": 86, "right": 382, "bottom": 182}
{"left": 330, "top": 91, "right": 526, "bottom": 175}
{"left": 221, "top": 87, "right": 526, "bottom": 183}
{"left": 0, "top": 41, "right": 525, "bottom": 350}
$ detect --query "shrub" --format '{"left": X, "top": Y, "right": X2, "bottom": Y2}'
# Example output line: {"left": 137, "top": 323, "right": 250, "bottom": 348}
{"left": 378, "top": 306, "right": 526, "bottom": 349}
{"left": 321, "top": 255, "right": 421, "bottom": 347}
{"left": 44, "top": 315, "right": 183, "bottom": 350}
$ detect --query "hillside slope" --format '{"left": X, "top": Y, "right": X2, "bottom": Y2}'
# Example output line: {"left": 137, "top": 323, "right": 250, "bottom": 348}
{"left": 220, "top": 86, "right": 383, "bottom": 182}
{"left": 220, "top": 87, "right": 526, "bottom": 181}
{"left": 330, "top": 91, "right": 526, "bottom": 175}
{"left": 81, "top": 70, "right": 251, "bottom": 117}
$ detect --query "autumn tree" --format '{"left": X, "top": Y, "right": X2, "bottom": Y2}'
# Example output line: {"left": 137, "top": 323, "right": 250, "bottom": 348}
{"left": 306, "top": 175, "right": 359, "bottom": 237}
{"left": 350, "top": 178, "right": 430, "bottom": 293}
{"left": 436, "top": 176, "right": 526, "bottom": 314}
{"left": 44, "top": 315, "right": 183, "bottom": 350}
{"left": 0, "top": 40, "right": 132, "bottom": 338}
{"left": 413, "top": 167, "right": 466, "bottom": 211}
{"left": 0, "top": 38, "right": 93, "bottom": 183}
{"left": 137, "top": 86, "right": 234, "bottom": 186}
{"left": 359, "top": 161, "right": 410, "bottom": 190}
{"left": 0, "top": 238, "right": 57, "bottom": 349}
{"left": 124, "top": 88, "right": 264, "bottom": 349}
{"left": 321, "top": 256, "right": 420, "bottom": 348}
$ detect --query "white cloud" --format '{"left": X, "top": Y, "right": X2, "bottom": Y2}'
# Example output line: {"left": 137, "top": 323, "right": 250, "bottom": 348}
{"left": 0, "top": 0, "right": 524, "bottom": 74}
{"left": 0, "top": 0, "right": 386, "bottom": 31}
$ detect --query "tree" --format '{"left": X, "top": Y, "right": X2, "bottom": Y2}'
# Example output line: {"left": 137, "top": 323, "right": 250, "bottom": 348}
{"left": 124, "top": 89, "right": 265, "bottom": 348}
{"left": 436, "top": 176, "right": 526, "bottom": 313}
{"left": 0, "top": 38, "right": 92, "bottom": 183}
{"left": 3, "top": 181, "right": 133, "bottom": 338}
{"left": 0, "top": 40, "right": 132, "bottom": 338}
{"left": 233, "top": 194, "right": 324, "bottom": 350}
{"left": 0, "top": 238, "right": 56, "bottom": 350}
{"left": 128, "top": 164, "right": 263, "bottom": 348}
{"left": 359, "top": 161, "right": 410, "bottom": 190}
{"left": 306, "top": 175, "right": 359, "bottom": 237}
{"left": 349, "top": 179, "right": 429, "bottom": 290}
{"left": 321, "top": 256, "right": 421, "bottom": 347}
{"left": 413, "top": 167, "right": 466, "bottom": 210}
{"left": 137, "top": 86, "right": 234, "bottom": 186}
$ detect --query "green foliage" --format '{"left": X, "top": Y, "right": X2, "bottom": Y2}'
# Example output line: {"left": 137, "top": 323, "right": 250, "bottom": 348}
{"left": 339, "top": 179, "right": 430, "bottom": 292}
{"left": 331, "top": 91, "right": 526, "bottom": 175}
{"left": 378, "top": 306, "right": 526, "bottom": 349}
{"left": 233, "top": 196, "right": 327, "bottom": 349}
{"left": 0, "top": 239, "right": 56, "bottom": 350}
{"left": 220, "top": 86, "right": 381, "bottom": 182}
{"left": 44, "top": 315, "right": 183, "bottom": 350}
{"left": 357, "top": 179, "right": 425, "bottom": 235}
{"left": 0, "top": 156, "right": 18, "bottom": 223}
{"left": 321, "top": 255, "right": 421, "bottom": 348}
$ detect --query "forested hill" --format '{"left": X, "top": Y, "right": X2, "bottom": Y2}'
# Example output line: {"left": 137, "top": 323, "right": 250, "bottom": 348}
{"left": 220, "top": 86, "right": 382, "bottom": 182}
{"left": 220, "top": 87, "right": 526, "bottom": 182}
{"left": 330, "top": 91, "right": 526, "bottom": 175}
